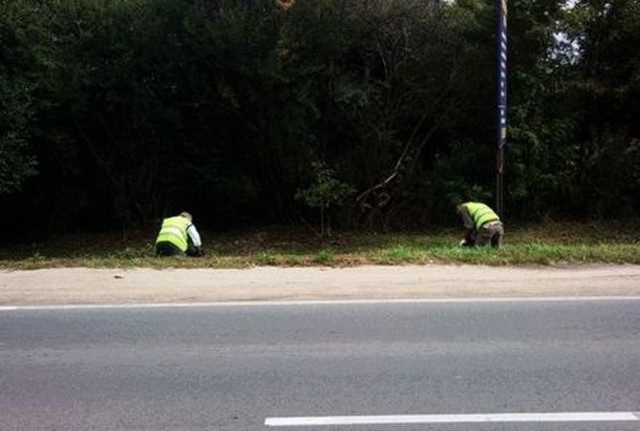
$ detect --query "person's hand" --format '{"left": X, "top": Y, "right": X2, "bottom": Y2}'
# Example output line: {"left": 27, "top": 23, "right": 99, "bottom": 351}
{"left": 187, "top": 246, "right": 205, "bottom": 257}
{"left": 459, "top": 238, "right": 475, "bottom": 247}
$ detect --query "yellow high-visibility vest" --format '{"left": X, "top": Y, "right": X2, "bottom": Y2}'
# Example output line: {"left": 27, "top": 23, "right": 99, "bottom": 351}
{"left": 464, "top": 202, "right": 500, "bottom": 230}
{"left": 155, "top": 216, "right": 189, "bottom": 252}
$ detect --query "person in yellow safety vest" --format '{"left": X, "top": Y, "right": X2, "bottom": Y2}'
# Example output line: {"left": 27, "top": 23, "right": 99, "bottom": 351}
{"left": 456, "top": 202, "right": 504, "bottom": 248}
{"left": 155, "top": 211, "right": 204, "bottom": 257}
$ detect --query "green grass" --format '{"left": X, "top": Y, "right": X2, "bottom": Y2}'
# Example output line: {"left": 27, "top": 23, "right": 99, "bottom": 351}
{"left": 1, "top": 220, "right": 638, "bottom": 269}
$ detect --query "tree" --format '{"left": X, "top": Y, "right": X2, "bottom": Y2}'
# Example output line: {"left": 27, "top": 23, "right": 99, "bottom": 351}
{"left": 295, "top": 161, "right": 355, "bottom": 237}
{"left": 42, "top": 0, "right": 197, "bottom": 226}
{"left": 0, "top": 0, "right": 42, "bottom": 193}
{"left": 0, "top": 77, "right": 37, "bottom": 194}
{"left": 559, "top": 0, "right": 640, "bottom": 216}
{"left": 274, "top": 0, "right": 497, "bottom": 228}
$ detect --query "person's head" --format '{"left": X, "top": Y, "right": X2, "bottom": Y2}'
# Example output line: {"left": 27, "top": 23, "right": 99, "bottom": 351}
{"left": 179, "top": 211, "right": 192, "bottom": 222}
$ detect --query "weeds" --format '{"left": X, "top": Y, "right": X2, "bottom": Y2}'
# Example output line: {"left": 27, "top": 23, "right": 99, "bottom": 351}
{"left": 312, "top": 250, "right": 335, "bottom": 265}
{"left": 1, "top": 221, "right": 638, "bottom": 269}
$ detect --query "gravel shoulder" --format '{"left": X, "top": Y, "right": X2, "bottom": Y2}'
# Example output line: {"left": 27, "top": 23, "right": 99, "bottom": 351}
{"left": 2, "top": 264, "right": 640, "bottom": 306}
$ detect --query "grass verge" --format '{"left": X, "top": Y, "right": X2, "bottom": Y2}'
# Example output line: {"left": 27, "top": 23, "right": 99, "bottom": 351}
{"left": 1, "top": 220, "right": 638, "bottom": 270}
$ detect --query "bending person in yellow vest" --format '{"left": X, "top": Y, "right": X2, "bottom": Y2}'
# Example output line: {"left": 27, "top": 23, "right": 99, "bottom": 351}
{"left": 456, "top": 202, "right": 504, "bottom": 248}
{"left": 155, "top": 211, "right": 204, "bottom": 257}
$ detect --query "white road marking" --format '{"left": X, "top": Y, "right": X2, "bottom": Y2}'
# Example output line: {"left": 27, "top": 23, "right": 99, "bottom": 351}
{"left": 265, "top": 411, "right": 640, "bottom": 427}
{"left": 1, "top": 296, "right": 640, "bottom": 312}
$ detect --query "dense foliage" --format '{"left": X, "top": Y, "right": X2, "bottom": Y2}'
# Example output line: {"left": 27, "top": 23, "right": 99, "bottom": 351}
{"left": 1, "top": 0, "right": 638, "bottom": 238}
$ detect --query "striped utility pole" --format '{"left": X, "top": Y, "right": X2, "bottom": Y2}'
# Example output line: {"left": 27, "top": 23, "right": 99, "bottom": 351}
{"left": 496, "top": 0, "right": 507, "bottom": 217}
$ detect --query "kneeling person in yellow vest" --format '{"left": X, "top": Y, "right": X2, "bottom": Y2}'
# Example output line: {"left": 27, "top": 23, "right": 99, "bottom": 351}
{"left": 457, "top": 202, "right": 504, "bottom": 248}
{"left": 155, "top": 212, "right": 204, "bottom": 257}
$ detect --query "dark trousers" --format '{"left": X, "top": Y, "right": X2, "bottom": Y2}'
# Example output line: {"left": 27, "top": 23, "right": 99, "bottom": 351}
{"left": 155, "top": 241, "right": 184, "bottom": 257}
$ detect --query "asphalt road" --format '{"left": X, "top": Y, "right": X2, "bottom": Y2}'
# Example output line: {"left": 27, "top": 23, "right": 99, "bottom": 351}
{"left": 1, "top": 298, "right": 640, "bottom": 430}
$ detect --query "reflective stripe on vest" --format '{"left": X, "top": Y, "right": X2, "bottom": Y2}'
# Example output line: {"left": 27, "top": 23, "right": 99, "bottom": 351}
{"left": 465, "top": 202, "right": 500, "bottom": 231}
{"left": 155, "top": 216, "right": 189, "bottom": 252}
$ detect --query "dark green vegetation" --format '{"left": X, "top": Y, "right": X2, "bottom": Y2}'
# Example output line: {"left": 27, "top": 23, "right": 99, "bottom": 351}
{"left": 0, "top": 220, "right": 638, "bottom": 269}
{"left": 1, "top": 0, "right": 639, "bottom": 239}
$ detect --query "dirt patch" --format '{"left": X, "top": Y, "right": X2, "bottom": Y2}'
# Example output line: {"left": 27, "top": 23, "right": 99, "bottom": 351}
{"left": 2, "top": 264, "right": 640, "bottom": 306}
